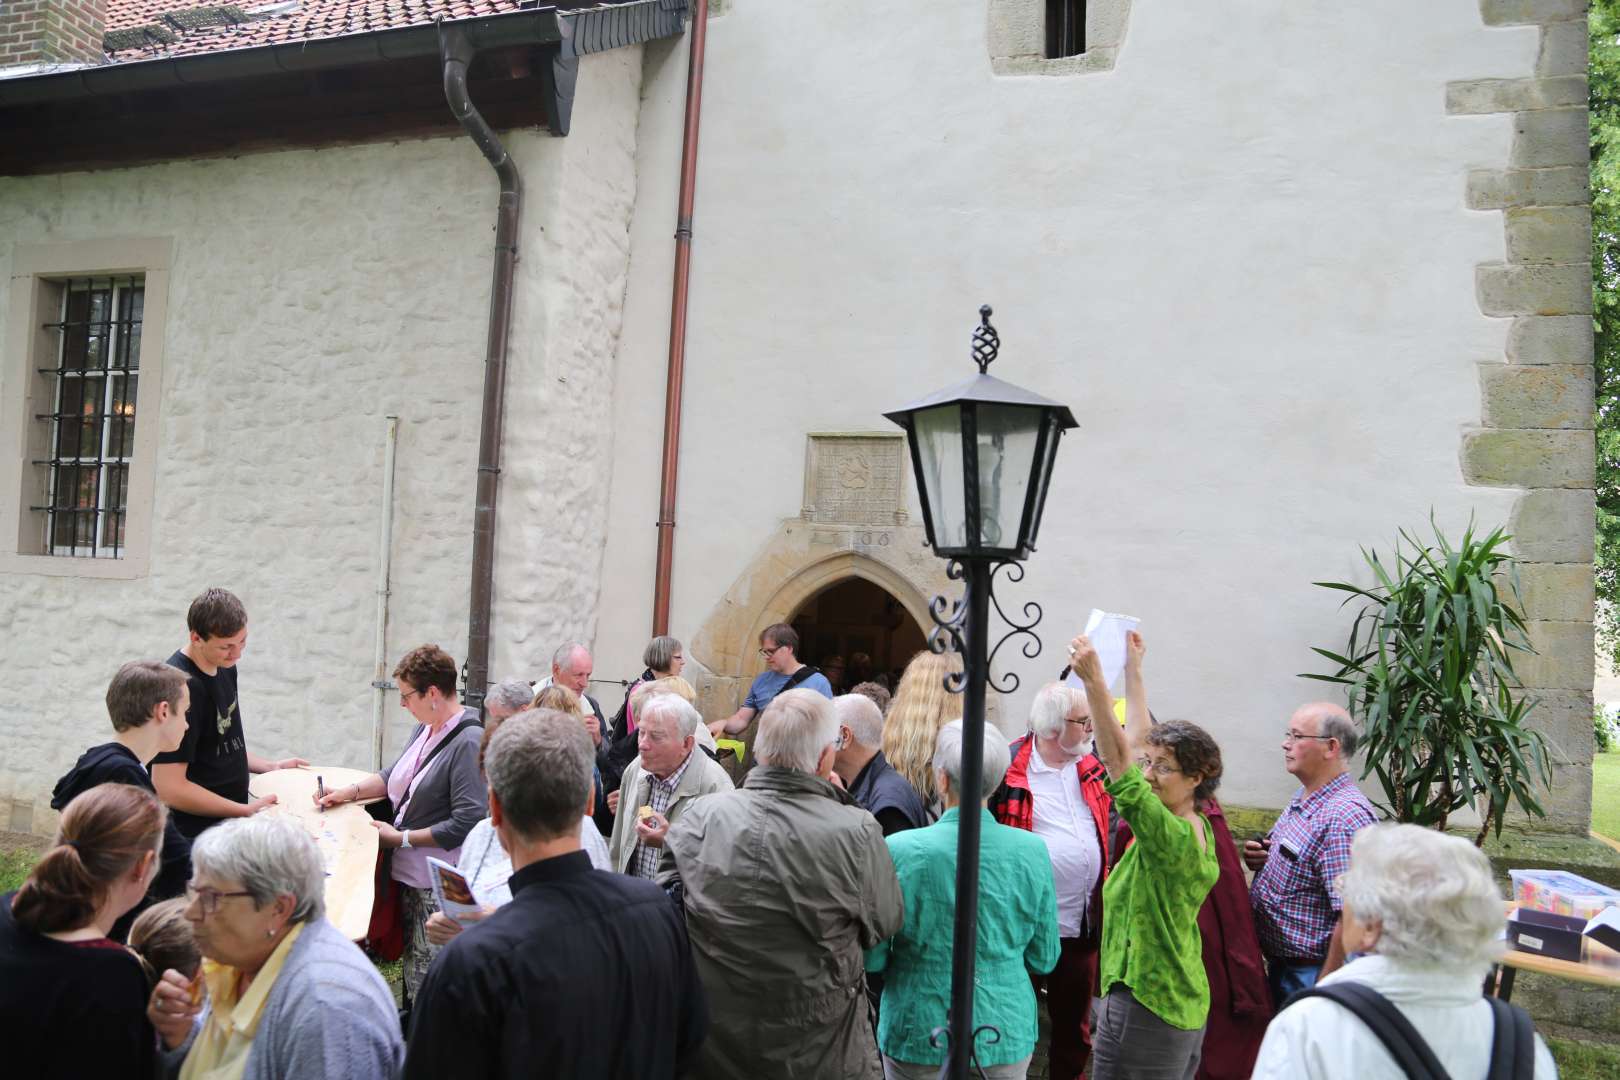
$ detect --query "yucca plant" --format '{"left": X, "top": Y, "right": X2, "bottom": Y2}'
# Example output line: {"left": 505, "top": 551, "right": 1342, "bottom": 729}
{"left": 1303, "top": 519, "right": 1553, "bottom": 845}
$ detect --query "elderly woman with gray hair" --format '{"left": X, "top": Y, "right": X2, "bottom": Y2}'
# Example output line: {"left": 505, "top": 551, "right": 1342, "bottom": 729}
{"left": 867, "top": 718, "right": 1060, "bottom": 1079}
{"left": 1252, "top": 823, "right": 1555, "bottom": 1079}
{"left": 147, "top": 814, "right": 403, "bottom": 1079}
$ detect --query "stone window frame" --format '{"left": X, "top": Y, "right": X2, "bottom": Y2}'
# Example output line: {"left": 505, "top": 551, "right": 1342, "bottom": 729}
{"left": 988, "top": 0, "right": 1131, "bottom": 76}
{"left": 0, "top": 237, "right": 173, "bottom": 579}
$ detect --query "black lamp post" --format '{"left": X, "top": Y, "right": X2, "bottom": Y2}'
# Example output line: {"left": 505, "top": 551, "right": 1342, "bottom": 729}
{"left": 884, "top": 305, "right": 1076, "bottom": 1080}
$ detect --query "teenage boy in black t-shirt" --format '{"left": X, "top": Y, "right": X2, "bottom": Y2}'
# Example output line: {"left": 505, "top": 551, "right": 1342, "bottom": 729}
{"left": 51, "top": 659, "right": 194, "bottom": 941}
{"left": 150, "top": 588, "right": 307, "bottom": 838}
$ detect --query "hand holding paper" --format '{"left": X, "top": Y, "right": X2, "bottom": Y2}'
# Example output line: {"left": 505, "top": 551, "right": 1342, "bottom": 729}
{"left": 1063, "top": 609, "right": 1141, "bottom": 694}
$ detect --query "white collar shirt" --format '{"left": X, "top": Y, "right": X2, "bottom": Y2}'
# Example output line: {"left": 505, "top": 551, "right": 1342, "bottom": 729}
{"left": 1026, "top": 745, "right": 1101, "bottom": 938}
{"left": 1251, "top": 953, "right": 1556, "bottom": 1080}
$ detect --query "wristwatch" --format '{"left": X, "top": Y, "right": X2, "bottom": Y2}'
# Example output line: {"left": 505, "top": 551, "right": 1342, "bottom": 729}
{"left": 399, "top": 831, "right": 412, "bottom": 849}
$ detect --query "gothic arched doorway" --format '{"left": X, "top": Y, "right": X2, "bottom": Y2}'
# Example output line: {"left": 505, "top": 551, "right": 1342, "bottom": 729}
{"left": 788, "top": 577, "right": 926, "bottom": 694}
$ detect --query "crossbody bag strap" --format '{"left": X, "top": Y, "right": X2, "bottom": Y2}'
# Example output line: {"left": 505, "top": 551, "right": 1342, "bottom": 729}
{"left": 1485, "top": 997, "right": 1536, "bottom": 1080}
{"left": 1287, "top": 983, "right": 1451, "bottom": 1080}
{"left": 781, "top": 665, "right": 820, "bottom": 692}
{"left": 394, "top": 716, "right": 482, "bottom": 826}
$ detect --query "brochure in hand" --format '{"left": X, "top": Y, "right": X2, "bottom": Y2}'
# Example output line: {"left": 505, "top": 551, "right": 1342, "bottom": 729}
{"left": 427, "top": 855, "right": 482, "bottom": 924}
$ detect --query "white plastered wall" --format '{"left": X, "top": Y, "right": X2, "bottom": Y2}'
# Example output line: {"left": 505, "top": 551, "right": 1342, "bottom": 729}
{"left": 596, "top": 2, "right": 1540, "bottom": 811}
{"left": 0, "top": 47, "right": 643, "bottom": 829}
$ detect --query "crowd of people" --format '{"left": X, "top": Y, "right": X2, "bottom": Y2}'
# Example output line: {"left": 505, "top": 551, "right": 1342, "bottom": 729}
{"left": 0, "top": 588, "right": 1558, "bottom": 1079}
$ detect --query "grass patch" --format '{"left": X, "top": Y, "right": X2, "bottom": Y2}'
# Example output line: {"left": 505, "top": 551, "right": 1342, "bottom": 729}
{"left": 0, "top": 846, "right": 36, "bottom": 893}
{"left": 1593, "top": 752, "right": 1620, "bottom": 843}
{"left": 1548, "top": 1035, "right": 1620, "bottom": 1080}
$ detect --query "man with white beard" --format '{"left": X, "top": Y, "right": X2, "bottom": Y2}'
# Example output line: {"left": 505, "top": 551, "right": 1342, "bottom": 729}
{"left": 989, "top": 677, "right": 1116, "bottom": 1080}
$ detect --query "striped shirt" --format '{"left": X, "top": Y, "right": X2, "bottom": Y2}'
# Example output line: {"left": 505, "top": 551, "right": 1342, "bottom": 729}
{"left": 1249, "top": 772, "right": 1378, "bottom": 961}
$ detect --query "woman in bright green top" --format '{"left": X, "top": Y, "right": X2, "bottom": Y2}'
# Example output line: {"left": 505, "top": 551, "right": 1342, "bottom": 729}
{"left": 1071, "top": 632, "right": 1223, "bottom": 1080}
{"left": 865, "top": 717, "right": 1060, "bottom": 1079}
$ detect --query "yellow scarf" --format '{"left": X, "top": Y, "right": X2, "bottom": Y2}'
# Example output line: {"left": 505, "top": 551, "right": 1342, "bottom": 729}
{"left": 179, "top": 922, "right": 306, "bottom": 1080}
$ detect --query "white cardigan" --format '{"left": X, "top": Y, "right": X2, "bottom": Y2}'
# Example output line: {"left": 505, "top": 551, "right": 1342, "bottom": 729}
{"left": 1252, "top": 953, "right": 1557, "bottom": 1080}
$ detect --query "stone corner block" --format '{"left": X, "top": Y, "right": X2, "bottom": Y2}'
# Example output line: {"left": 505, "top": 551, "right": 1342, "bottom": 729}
{"left": 1506, "top": 562, "right": 1595, "bottom": 622}
{"left": 1512, "top": 108, "right": 1591, "bottom": 168}
{"left": 1480, "top": 0, "right": 1589, "bottom": 27}
{"left": 1476, "top": 263, "right": 1593, "bottom": 317}
{"left": 1536, "top": 762, "right": 1594, "bottom": 833}
{"left": 1522, "top": 688, "right": 1596, "bottom": 763}
{"left": 1505, "top": 205, "right": 1593, "bottom": 264}
{"left": 1447, "top": 75, "right": 1587, "bottom": 115}
{"left": 1479, "top": 363, "right": 1594, "bottom": 429}
{"left": 1466, "top": 166, "right": 1590, "bottom": 210}
{"left": 1509, "top": 488, "right": 1596, "bottom": 562}
{"left": 1515, "top": 619, "right": 1595, "bottom": 690}
{"left": 1506, "top": 315, "right": 1595, "bottom": 365}
{"left": 1460, "top": 428, "right": 1595, "bottom": 488}
{"left": 1538, "top": 17, "right": 1590, "bottom": 77}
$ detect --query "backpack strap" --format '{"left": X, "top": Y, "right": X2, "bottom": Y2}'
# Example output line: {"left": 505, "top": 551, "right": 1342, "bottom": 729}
{"left": 1286, "top": 982, "right": 1451, "bottom": 1080}
{"left": 1485, "top": 997, "right": 1536, "bottom": 1080}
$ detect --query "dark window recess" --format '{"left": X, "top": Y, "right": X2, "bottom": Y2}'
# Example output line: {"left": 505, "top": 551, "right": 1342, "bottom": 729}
{"left": 31, "top": 276, "right": 144, "bottom": 558}
{"left": 1046, "top": 0, "right": 1085, "bottom": 59}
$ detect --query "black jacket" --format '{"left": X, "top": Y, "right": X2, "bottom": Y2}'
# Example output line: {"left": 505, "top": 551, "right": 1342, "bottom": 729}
{"left": 51, "top": 743, "right": 191, "bottom": 942}
{"left": 404, "top": 850, "right": 707, "bottom": 1079}
{"left": 847, "top": 750, "right": 929, "bottom": 836}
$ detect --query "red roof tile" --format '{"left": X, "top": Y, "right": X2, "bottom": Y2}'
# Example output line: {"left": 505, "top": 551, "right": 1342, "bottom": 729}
{"left": 103, "top": 0, "right": 533, "bottom": 62}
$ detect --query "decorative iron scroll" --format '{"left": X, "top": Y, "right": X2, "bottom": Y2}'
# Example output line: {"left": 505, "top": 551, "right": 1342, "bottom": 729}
{"left": 926, "top": 558, "right": 1044, "bottom": 696}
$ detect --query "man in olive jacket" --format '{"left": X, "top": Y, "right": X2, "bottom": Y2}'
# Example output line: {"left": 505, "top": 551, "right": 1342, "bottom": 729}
{"left": 665, "top": 688, "right": 904, "bottom": 1080}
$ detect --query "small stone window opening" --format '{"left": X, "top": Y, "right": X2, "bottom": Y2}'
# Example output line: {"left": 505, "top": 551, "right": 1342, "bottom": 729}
{"left": 32, "top": 276, "right": 144, "bottom": 558}
{"left": 1045, "top": 0, "right": 1085, "bottom": 58}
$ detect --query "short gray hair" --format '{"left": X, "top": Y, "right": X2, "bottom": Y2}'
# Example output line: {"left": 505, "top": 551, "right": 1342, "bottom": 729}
{"left": 485, "top": 677, "right": 535, "bottom": 716}
{"left": 833, "top": 694, "right": 883, "bottom": 749}
{"left": 1339, "top": 823, "right": 1502, "bottom": 969}
{"left": 638, "top": 693, "right": 700, "bottom": 740}
{"left": 486, "top": 709, "right": 594, "bottom": 841}
{"left": 643, "top": 635, "right": 683, "bottom": 672}
{"left": 551, "top": 641, "right": 591, "bottom": 674}
{"left": 755, "top": 688, "right": 838, "bottom": 773}
{"left": 933, "top": 718, "right": 1012, "bottom": 803}
{"left": 1029, "top": 682, "right": 1085, "bottom": 740}
{"left": 190, "top": 815, "right": 325, "bottom": 924}
{"left": 1296, "top": 702, "right": 1360, "bottom": 757}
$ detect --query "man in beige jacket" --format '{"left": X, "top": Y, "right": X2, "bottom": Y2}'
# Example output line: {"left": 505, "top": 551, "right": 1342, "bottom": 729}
{"left": 608, "top": 693, "right": 732, "bottom": 878}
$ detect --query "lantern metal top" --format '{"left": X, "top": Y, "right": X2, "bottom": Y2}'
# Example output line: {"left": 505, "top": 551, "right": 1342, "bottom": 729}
{"left": 882, "top": 306, "right": 1079, "bottom": 430}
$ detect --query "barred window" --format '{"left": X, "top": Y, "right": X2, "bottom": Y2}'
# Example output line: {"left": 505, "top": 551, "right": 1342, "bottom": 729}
{"left": 33, "top": 276, "right": 144, "bottom": 558}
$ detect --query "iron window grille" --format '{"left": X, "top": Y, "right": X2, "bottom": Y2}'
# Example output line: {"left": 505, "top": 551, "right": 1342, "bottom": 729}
{"left": 1045, "top": 0, "right": 1085, "bottom": 59}
{"left": 30, "top": 275, "right": 145, "bottom": 558}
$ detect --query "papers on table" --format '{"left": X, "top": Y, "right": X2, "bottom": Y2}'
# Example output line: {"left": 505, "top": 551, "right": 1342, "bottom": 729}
{"left": 1062, "top": 608, "right": 1141, "bottom": 694}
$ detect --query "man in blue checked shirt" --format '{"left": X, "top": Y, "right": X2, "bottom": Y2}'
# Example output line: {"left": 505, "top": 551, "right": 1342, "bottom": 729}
{"left": 1243, "top": 703, "right": 1378, "bottom": 1009}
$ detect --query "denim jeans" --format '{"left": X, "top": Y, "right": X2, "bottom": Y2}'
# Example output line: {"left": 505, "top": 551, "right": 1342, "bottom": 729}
{"left": 1266, "top": 959, "right": 1321, "bottom": 1009}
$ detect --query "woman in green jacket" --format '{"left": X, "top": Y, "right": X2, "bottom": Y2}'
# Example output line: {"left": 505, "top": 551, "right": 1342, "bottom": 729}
{"left": 866, "top": 717, "right": 1060, "bottom": 1079}
{"left": 1071, "top": 632, "right": 1223, "bottom": 1080}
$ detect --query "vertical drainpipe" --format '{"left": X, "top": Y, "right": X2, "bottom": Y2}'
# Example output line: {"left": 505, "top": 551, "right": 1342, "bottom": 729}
{"left": 651, "top": 0, "right": 710, "bottom": 636}
{"left": 440, "top": 22, "right": 522, "bottom": 714}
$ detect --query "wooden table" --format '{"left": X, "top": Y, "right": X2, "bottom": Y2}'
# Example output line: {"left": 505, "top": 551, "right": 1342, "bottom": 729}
{"left": 247, "top": 766, "right": 380, "bottom": 942}
{"left": 1491, "top": 905, "right": 1620, "bottom": 1001}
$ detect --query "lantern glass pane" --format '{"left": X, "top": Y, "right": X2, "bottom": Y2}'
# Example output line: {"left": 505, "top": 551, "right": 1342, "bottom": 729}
{"left": 1027, "top": 414, "right": 1063, "bottom": 549}
{"left": 913, "top": 403, "right": 967, "bottom": 549}
{"left": 976, "top": 404, "right": 1041, "bottom": 551}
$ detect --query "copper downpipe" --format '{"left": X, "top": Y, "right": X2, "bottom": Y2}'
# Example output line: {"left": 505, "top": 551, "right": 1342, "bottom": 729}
{"left": 651, "top": 0, "right": 710, "bottom": 636}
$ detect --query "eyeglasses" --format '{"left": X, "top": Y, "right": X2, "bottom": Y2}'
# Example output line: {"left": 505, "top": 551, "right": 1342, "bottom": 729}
{"left": 1283, "top": 731, "right": 1336, "bottom": 745}
{"left": 1135, "top": 757, "right": 1182, "bottom": 777}
{"left": 185, "top": 884, "right": 255, "bottom": 917}
{"left": 759, "top": 645, "right": 783, "bottom": 658}
{"left": 400, "top": 688, "right": 425, "bottom": 705}
{"left": 1064, "top": 716, "right": 1093, "bottom": 727}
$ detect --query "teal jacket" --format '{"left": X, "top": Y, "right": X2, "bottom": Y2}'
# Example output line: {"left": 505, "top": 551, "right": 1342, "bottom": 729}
{"left": 865, "top": 807, "right": 1061, "bottom": 1067}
